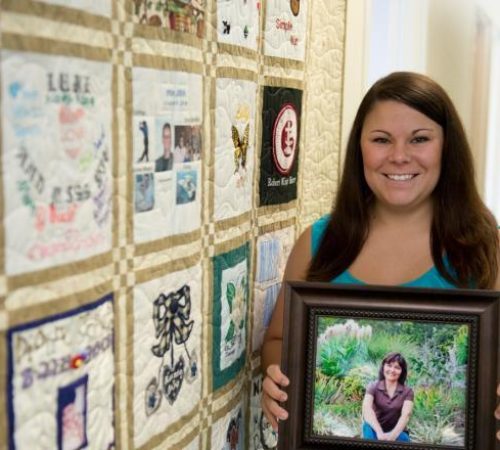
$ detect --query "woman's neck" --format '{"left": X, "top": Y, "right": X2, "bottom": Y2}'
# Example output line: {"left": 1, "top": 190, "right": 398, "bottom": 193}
{"left": 385, "top": 379, "right": 398, "bottom": 389}
{"left": 371, "top": 199, "right": 433, "bottom": 232}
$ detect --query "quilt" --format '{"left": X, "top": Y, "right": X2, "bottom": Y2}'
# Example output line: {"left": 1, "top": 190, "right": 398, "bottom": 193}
{"left": 0, "top": 0, "right": 346, "bottom": 448}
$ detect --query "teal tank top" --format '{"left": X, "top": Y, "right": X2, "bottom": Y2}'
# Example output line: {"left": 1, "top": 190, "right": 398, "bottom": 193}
{"left": 311, "top": 215, "right": 458, "bottom": 289}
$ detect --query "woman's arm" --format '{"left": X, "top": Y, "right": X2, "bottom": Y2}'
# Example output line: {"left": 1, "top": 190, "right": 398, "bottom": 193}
{"left": 261, "top": 227, "right": 312, "bottom": 371}
{"left": 362, "top": 394, "right": 385, "bottom": 438}
{"left": 261, "top": 226, "right": 312, "bottom": 430}
{"left": 386, "top": 400, "right": 413, "bottom": 441}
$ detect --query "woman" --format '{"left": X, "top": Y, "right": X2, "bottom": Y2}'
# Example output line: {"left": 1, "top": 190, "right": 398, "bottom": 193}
{"left": 362, "top": 352, "right": 413, "bottom": 441}
{"left": 260, "top": 72, "right": 500, "bottom": 435}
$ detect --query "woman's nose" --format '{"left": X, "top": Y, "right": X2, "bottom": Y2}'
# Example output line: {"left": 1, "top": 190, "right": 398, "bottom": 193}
{"left": 388, "top": 141, "right": 411, "bottom": 163}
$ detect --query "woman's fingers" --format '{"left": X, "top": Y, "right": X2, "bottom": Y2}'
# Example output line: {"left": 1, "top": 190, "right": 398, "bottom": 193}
{"left": 261, "top": 365, "right": 290, "bottom": 432}
{"left": 262, "top": 375, "right": 288, "bottom": 403}
{"left": 261, "top": 391, "right": 288, "bottom": 431}
{"left": 266, "top": 364, "right": 290, "bottom": 387}
{"left": 261, "top": 394, "right": 279, "bottom": 431}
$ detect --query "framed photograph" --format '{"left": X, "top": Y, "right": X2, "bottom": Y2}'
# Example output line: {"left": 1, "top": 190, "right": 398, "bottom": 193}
{"left": 279, "top": 282, "right": 500, "bottom": 450}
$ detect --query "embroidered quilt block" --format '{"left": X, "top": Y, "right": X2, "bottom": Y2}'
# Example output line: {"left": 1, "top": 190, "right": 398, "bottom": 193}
{"left": 1, "top": 51, "right": 113, "bottom": 275}
{"left": 249, "top": 374, "right": 277, "bottom": 450}
{"left": 214, "top": 78, "right": 257, "bottom": 221}
{"left": 259, "top": 86, "right": 302, "bottom": 206}
{"left": 132, "top": 263, "right": 202, "bottom": 448}
{"left": 217, "top": 0, "right": 260, "bottom": 50}
{"left": 264, "top": 0, "right": 308, "bottom": 61}
{"left": 7, "top": 295, "right": 115, "bottom": 450}
{"left": 212, "top": 243, "right": 250, "bottom": 390}
{"left": 211, "top": 402, "right": 245, "bottom": 450}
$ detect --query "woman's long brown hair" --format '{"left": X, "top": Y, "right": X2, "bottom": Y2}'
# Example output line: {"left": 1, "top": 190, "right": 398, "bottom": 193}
{"left": 307, "top": 72, "right": 498, "bottom": 288}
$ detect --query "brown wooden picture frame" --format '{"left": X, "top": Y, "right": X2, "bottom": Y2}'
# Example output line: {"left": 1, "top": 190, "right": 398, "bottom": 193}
{"left": 279, "top": 282, "right": 500, "bottom": 450}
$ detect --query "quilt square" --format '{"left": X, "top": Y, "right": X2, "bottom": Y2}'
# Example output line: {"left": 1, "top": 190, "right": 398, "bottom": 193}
{"left": 1, "top": 51, "right": 113, "bottom": 275}
{"left": 212, "top": 243, "right": 250, "bottom": 390}
{"left": 217, "top": 0, "right": 260, "bottom": 51}
{"left": 133, "top": 263, "right": 202, "bottom": 448}
{"left": 133, "top": 0, "right": 205, "bottom": 38}
{"left": 214, "top": 78, "right": 257, "bottom": 221}
{"left": 264, "top": 0, "right": 308, "bottom": 61}
{"left": 252, "top": 227, "right": 294, "bottom": 351}
{"left": 211, "top": 402, "right": 245, "bottom": 450}
{"left": 249, "top": 374, "right": 278, "bottom": 450}
{"left": 132, "top": 68, "right": 202, "bottom": 243}
{"left": 7, "top": 295, "right": 114, "bottom": 450}
{"left": 259, "top": 86, "right": 302, "bottom": 206}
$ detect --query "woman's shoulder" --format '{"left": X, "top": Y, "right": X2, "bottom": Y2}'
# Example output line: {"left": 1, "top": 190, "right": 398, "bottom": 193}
{"left": 401, "top": 384, "right": 414, "bottom": 399}
{"left": 365, "top": 380, "right": 381, "bottom": 394}
{"left": 282, "top": 226, "right": 313, "bottom": 281}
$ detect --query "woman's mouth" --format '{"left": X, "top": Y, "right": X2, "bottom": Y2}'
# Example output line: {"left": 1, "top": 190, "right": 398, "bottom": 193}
{"left": 384, "top": 174, "right": 417, "bottom": 181}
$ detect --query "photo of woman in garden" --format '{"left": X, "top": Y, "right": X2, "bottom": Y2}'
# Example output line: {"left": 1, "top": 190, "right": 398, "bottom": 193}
{"left": 362, "top": 352, "right": 413, "bottom": 442}
{"left": 311, "top": 317, "right": 468, "bottom": 444}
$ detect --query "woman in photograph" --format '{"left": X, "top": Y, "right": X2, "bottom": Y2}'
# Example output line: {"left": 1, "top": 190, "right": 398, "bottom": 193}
{"left": 362, "top": 352, "right": 413, "bottom": 441}
{"left": 260, "top": 72, "right": 500, "bottom": 436}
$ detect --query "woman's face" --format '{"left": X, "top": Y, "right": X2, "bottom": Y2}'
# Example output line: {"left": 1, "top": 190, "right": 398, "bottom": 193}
{"left": 360, "top": 100, "right": 443, "bottom": 213}
{"left": 383, "top": 360, "right": 402, "bottom": 383}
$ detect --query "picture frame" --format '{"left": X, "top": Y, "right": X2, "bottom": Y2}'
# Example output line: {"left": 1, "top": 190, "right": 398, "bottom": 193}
{"left": 279, "top": 282, "right": 500, "bottom": 450}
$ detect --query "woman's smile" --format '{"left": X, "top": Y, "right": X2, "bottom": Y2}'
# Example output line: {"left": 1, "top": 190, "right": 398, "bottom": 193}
{"left": 384, "top": 361, "right": 402, "bottom": 381}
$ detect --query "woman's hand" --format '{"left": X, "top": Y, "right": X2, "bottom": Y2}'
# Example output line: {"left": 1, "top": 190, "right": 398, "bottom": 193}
{"left": 376, "top": 430, "right": 391, "bottom": 441}
{"left": 261, "top": 364, "right": 290, "bottom": 431}
{"left": 495, "top": 383, "right": 500, "bottom": 440}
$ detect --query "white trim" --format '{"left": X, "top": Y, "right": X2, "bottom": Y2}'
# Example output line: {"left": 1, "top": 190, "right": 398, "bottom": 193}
{"left": 484, "top": 30, "right": 500, "bottom": 220}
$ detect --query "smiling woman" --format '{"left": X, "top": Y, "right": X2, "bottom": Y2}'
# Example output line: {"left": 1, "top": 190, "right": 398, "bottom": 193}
{"left": 361, "top": 352, "right": 414, "bottom": 442}
{"left": 360, "top": 100, "right": 443, "bottom": 214}
{"left": 260, "top": 72, "right": 500, "bottom": 440}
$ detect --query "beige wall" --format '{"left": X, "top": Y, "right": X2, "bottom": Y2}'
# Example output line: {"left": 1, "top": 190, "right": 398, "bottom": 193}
{"left": 426, "top": 0, "right": 476, "bottom": 140}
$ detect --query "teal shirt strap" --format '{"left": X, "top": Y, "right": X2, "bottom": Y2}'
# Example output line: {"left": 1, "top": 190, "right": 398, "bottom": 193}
{"left": 311, "top": 214, "right": 330, "bottom": 256}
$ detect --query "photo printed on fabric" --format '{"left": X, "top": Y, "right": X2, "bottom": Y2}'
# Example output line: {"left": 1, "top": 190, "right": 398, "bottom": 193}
{"left": 132, "top": 68, "right": 202, "bottom": 243}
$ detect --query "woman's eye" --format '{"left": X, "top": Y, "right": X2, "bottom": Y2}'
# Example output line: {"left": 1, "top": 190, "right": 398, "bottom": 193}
{"left": 412, "top": 136, "right": 429, "bottom": 143}
{"left": 373, "top": 137, "right": 389, "bottom": 144}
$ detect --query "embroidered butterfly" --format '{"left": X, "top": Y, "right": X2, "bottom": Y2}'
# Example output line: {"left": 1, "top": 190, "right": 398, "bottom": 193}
{"left": 231, "top": 124, "right": 249, "bottom": 174}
